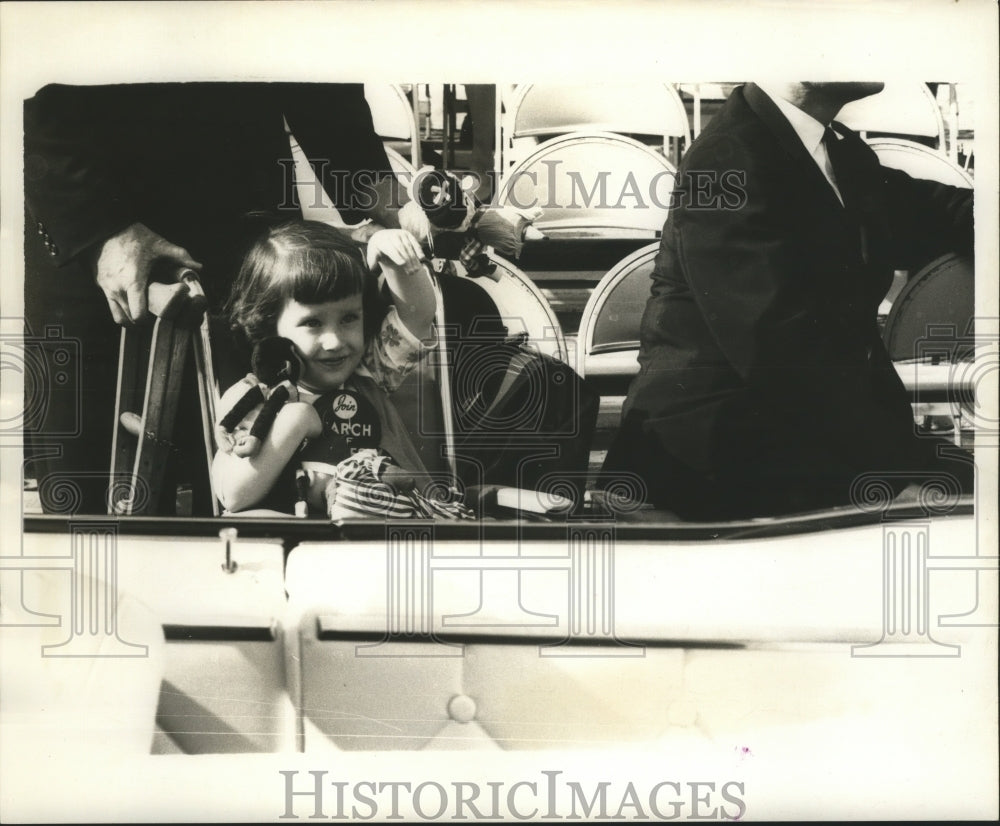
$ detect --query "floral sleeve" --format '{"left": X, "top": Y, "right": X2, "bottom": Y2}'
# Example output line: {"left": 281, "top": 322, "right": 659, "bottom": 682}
{"left": 358, "top": 305, "right": 436, "bottom": 393}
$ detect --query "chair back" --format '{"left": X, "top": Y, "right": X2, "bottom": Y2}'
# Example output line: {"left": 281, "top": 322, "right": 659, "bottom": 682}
{"left": 460, "top": 254, "right": 569, "bottom": 363}
{"left": 838, "top": 83, "right": 947, "bottom": 148}
{"left": 496, "top": 132, "right": 675, "bottom": 240}
{"left": 575, "top": 242, "right": 658, "bottom": 391}
{"left": 883, "top": 253, "right": 974, "bottom": 362}
{"left": 364, "top": 83, "right": 420, "bottom": 165}
{"left": 505, "top": 82, "right": 691, "bottom": 164}
{"left": 868, "top": 137, "right": 973, "bottom": 188}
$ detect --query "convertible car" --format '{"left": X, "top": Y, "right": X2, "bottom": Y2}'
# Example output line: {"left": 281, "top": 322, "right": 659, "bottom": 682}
{"left": 3, "top": 80, "right": 996, "bottom": 822}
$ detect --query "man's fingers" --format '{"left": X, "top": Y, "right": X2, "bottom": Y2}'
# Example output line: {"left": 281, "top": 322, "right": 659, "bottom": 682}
{"left": 107, "top": 297, "right": 128, "bottom": 326}
{"left": 214, "top": 426, "right": 235, "bottom": 454}
{"left": 126, "top": 282, "right": 148, "bottom": 322}
{"left": 519, "top": 206, "right": 544, "bottom": 223}
{"left": 119, "top": 411, "right": 143, "bottom": 437}
{"left": 155, "top": 239, "right": 202, "bottom": 270}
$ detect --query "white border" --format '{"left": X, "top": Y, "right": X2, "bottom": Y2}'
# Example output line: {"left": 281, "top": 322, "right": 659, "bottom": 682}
{"left": 2, "top": 1, "right": 997, "bottom": 822}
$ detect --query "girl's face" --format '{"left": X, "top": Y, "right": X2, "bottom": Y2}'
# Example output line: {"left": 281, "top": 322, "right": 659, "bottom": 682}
{"left": 275, "top": 294, "right": 365, "bottom": 393}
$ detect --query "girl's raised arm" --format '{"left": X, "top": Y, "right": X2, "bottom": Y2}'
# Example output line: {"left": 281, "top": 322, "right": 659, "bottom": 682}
{"left": 366, "top": 229, "right": 436, "bottom": 343}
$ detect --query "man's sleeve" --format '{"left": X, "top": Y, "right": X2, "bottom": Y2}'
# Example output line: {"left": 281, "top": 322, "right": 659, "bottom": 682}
{"left": 24, "top": 84, "right": 136, "bottom": 268}
{"left": 284, "top": 84, "right": 394, "bottom": 226}
{"left": 880, "top": 166, "right": 974, "bottom": 270}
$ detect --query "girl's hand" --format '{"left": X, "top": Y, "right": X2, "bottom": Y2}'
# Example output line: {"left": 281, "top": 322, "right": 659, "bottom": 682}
{"left": 365, "top": 228, "right": 426, "bottom": 277}
{"left": 367, "top": 229, "right": 437, "bottom": 343}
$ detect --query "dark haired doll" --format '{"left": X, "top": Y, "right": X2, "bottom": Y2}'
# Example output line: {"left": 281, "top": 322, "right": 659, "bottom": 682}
{"left": 215, "top": 337, "right": 301, "bottom": 459}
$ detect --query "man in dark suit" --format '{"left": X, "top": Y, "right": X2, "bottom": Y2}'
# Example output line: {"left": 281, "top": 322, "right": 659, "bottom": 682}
{"left": 24, "top": 83, "right": 399, "bottom": 514}
{"left": 602, "top": 82, "right": 974, "bottom": 520}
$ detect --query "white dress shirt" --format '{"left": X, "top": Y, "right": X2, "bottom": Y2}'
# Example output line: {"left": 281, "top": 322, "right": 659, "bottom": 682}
{"left": 756, "top": 84, "right": 844, "bottom": 205}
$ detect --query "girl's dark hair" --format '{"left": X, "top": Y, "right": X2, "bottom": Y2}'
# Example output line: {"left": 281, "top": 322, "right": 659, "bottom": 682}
{"left": 227, "top": 219, "right": 385, "bottom": 346}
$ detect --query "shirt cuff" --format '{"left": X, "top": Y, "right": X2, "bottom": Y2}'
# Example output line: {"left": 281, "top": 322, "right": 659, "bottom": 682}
{"left": 384, "top": 305, "right": 437, "bottom": 353}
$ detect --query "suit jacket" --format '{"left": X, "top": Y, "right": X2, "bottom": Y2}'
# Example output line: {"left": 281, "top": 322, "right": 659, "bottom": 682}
{"left": 605, "top": 83, "right": 973, "bottom": 516}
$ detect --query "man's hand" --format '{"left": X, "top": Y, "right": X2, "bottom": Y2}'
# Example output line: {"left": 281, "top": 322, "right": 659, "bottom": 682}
{"left": 94, "top": 223, "right": 202, "bottom": 325}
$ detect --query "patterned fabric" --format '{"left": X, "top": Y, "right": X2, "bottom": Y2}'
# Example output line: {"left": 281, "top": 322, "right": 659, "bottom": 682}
{"left": 327, "top": 449, "right": 474, "bottom": 521}
{"left": 359, "top": 306, "right": 434, "bottom": 393}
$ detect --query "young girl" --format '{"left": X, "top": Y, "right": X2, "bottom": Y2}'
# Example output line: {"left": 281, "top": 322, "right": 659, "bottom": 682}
{"left": 213, "top": 219, "right": 438, "bottom": 516}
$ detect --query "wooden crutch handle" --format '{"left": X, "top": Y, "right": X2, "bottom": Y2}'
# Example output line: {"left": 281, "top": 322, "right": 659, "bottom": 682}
{"left": 177, "top": 268, "right": 209, "bottom": 316}
{"left": 147, "top": 281, "right": 190, "bottom": 320}
{"left": 146, "top": 269, "right": 209, "bottom": 324}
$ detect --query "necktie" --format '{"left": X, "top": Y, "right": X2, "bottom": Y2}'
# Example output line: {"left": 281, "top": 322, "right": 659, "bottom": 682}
{"left": 823, "top": 126, "right": 854, "bottom": 209}
{"left": 824, "top": 125, "right": 870, "bottom": 262}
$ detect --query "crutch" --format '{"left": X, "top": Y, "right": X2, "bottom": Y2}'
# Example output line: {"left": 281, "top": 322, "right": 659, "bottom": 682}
{"left": 109, "top": 270, "right": 220, "bottom": 516}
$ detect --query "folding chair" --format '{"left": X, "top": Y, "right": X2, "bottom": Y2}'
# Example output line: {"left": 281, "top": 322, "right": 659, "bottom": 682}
{"left": 393, "top": 252, "right": 570, "bottom": 486}
{"left": 496, "top": 132, "right": 676, "bottom": 240}
{"left": 453, "top": 252, "right": 568, "bottom": 362}
{"left": 838, "top": 82, "right": 947, "bottom": 150}
{"left": 109, "top": 271, "right": 219, "bottom": 516}
{"left": 575, "top": 242, "right": 657, "bottom": 395}
{"left": 868, "top": 137, "right": 973, "bottom": 188}
{"left": 882, "top": 252, "right": 976, "bottom": 443}
{"left": 364, "top": 82, "right": 421, "bottom": 166}
{"left": 503, "top": 83, "right": 691, "bottom": 167}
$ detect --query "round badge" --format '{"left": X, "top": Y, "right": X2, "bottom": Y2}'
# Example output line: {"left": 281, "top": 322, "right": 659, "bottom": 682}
{"left": 331, "top": 393, "right": 359, "bottom": 420}
{"left": 318, "top": 390, "right": 381, "bottom": 449}
{"left": 300, "top": 389, "right": 382, "bottom": 468}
